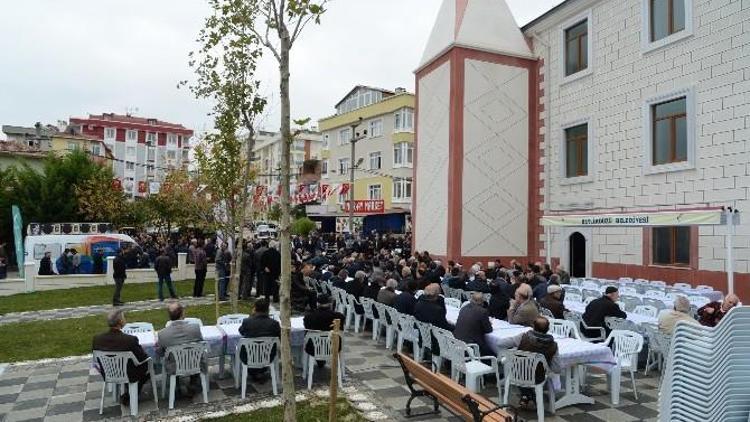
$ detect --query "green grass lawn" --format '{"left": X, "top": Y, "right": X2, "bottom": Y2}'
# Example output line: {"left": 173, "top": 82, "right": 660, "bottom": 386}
{"left": 0, "top": 301, "right": 254, "bottom": 363}
{"left": 0, "top": 279, "right": 217, "bottom": 315}
{"left": 205, "top": 398, "right": 365, "bottom": 422}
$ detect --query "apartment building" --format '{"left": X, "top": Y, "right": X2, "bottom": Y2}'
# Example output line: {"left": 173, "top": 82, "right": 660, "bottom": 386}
{"left": 316, "top": 85, "right": 414, "bottom": 232}
{"left": 69, "top": 113, "right": 193, "bottom": 197}
{"left": 253, "top": 129, "right": 323, "bottom": 192}
{"left": 2, "top": 123, "right": 113, "bottom": 165}
{"left": 415, "top": 0, "right": 750, "bottom": 298}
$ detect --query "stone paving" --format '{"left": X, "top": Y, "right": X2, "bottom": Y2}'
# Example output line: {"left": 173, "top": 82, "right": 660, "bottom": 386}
{"left": 0, "top": 302, "right": 665, "bottom": 422}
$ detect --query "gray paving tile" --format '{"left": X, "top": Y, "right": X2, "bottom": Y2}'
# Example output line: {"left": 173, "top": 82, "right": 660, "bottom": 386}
{"left": 11, "top": 398, "right": 48, "bottom": 411}
{"left": 0, "top": 377, "right": 28, "bottom": 388}
{"left": 21, "top": 382, "right": 56, "bottom": 393}
{"left": 5, "top": 406, "right": 48, "bottom": 422}
{"left": 45, "top": 402, "right": 84, "bottom": 416}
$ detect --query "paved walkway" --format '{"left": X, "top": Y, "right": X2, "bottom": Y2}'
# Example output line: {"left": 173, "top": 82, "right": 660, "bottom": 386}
{"left": 0, "top": 296, "right": 218, "bottom": 326}
{"left": 0, "top": 307, "right": 663, "bottom": 422}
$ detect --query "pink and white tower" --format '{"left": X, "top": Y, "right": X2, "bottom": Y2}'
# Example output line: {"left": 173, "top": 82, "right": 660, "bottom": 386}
{"left": 413, "top": 0, "right": 541, "bottom": 265}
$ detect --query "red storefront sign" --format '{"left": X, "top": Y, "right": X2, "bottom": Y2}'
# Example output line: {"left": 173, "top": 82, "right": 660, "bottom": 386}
{"left": 343, "top": 199, "right": 385, "bottom": 214}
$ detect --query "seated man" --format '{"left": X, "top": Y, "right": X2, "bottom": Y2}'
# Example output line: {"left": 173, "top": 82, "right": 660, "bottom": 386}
{"left": 487, "top": 279, "right": 511, "bottom": 320}
{"left": 539, "top": 284, "right": 567, "bottom": 319}
{"left": 157, "top": 302, "right": 206, "bottom": 396}
{"left": 414, "top": 283, "right": 455, "bottom": 357}
{"left": 658, "top": 295, "right": 699, "bottom": 335}
{"left": 466, "top": 271, "right": 491, "bottom": 293}
{"left": 291, "top": 263, "right": 317, "bottom": 311}
{"left": 376, "top": 278, "right": 399, "bottom": 306}
{"left": 394, "top": 279, "right": 419, "bottom": 315}
{"left": 507, "top": 283, "right": 539, "bottom": 327}
{"left": 239, "top": 298, "right": 280, "bottom": 381}
{"left": 92, "top": 310, "right": 150, "bottom": 405}
{"left": 507, "top": 317, "right": 561, "bottom": 408}
{"left": 331, "top": 269, "right": 349, "bottom": 289}
{"left": 582, "top": 286, "right": 626, "bottom": 337}
{"left": 453, "top": 292, "right": 493, "bottom": 356}
{"left": 303, "top": 294, "right": 346, "bottom": 362}
{"left": 697, "top": 293, "right": 739, "bottom": 327}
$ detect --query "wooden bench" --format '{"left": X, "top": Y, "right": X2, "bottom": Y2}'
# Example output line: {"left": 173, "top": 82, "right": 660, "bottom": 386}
{"left": 394, "top": 353, "right": 516, "bottom": 422}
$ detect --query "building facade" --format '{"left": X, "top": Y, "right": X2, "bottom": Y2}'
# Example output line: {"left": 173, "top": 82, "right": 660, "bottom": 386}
{"left": 253, "top": 129, "right": 323, "bottom": 192}
{"left": 415, "top": 0, "right": 750, "bottom": 299}
{"left": 2, "top": 123, "right": 113, "bottom": 166}
{"left": 317, "top": 86, "right": 415, "bottom": 231}
{"left": 69, "top": 113, "right": 193, "bottom": 197}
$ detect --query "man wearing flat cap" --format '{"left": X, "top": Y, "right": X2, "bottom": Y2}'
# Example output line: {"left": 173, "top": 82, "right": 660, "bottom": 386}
{"left": 582, "top": 286, "right": 627, "bottom": 338}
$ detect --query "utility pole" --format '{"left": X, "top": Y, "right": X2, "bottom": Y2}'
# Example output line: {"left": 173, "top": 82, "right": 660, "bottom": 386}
{"left": 348, "top": 118, "right": 365, "bottom": 234}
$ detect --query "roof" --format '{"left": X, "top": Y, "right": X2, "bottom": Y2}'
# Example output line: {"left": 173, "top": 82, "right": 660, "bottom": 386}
{"left": 418, "top": 0, "right": 534, "bottom": 72}
{"left": 522, "top": 0, "right": 577, "bottom": 31}
{"left": 70, "top": 113, "right": 193, "bottom": 134}
{"left": 334, "top": 85, "right": 395, "bottom": 108}
{"left": 2, "top": 124, "right": 56, "bottom": 137}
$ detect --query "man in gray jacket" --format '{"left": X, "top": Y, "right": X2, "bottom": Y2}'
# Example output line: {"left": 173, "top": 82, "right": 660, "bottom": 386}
{"left": 507, "top": 283, "right": 539, "bottom": 327}
{"left": 158, "top": 303, "right": 206, "bottom": 396}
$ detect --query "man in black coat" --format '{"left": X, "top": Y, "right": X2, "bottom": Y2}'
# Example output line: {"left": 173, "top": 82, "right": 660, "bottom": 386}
{"left": 112, "top": 248, "right": 128, "bottom": 306}
{"left": 253, "top": 240, "right": 269, "bottom": 297}
{"left": 303, "top": 294, "right": 345, "bottom": 357}
{"left": 465, "top": 271, "right": 491, "bottom": 293}
{"left": 38, "top": 251, "right": 56, "bottom": 275}
{"left": 154, "top": 249, "right": 177, "bottom": 301}
{"left": 414, "top": 283, "right": 454, "bottom": 356}
{"left": 582, "top": 286, "right": 627, "bottom": 337}
{"left": 260, "top": 241, "right": 281, "bottom": 302}
{"left": 394, "top": 279, "right": 419, "bottom": 315}
{"left": 453, "top": 292, "right": 494, "bottom": 356}
{"left": 238, "top": 298, "right": 280, "bottom": 379}
{"left": 92, "top": 310, "right": 150, "bottom": 404}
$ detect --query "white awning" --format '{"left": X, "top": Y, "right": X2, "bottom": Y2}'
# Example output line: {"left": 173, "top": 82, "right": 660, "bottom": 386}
{"left": 541, "top": 209, "right": 724, "bottom": 227}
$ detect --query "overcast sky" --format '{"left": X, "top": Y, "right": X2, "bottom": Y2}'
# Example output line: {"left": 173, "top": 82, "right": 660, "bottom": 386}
{"left": 0, "top": 0, "right": 564, "bottom": 136}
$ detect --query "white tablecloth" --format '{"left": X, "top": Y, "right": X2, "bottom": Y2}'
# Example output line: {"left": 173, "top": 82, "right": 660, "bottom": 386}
{"left": 220, "top": 317, "right": 306, "bottom": 357}
{"left": 564, "top": 301, "right": 658, "bottom": 326}
{"left": 136, "top": 326, "right": 225, "bottom": 359}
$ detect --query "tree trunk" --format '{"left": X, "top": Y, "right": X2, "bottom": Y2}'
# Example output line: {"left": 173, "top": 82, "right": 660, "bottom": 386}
{"left": 230, "top": 127, "right": 256, "bottom": 312}
{"left": 278, "top": 25, "right": 296, "bottom": 422}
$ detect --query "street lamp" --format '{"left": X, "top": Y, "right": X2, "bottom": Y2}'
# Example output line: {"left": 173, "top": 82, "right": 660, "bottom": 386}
{"left": 348, "top": 117, "right": 367, "bottom": 234}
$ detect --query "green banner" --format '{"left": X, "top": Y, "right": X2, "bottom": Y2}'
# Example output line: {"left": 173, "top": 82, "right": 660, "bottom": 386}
{"left": 11, "top": 205, "right": 23, "bottom": 278}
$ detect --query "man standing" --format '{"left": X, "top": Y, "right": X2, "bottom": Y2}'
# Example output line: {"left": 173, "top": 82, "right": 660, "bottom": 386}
{"left": 261, "top": 241, "right": 281, "bottom": 302}
{"left": 92, "top": 310, "right": 150, "bottom": 405}
{"left": 157, "top": 303, "right": 206, "bottom": 396}
{"left": 56, "top": 249, "right": 70, "bottom": 275}
{"left": 192, "top": 243, "right": 208, "bottom": 298}
{"left": 582, "top": 286, "right": 626, "bottom": 336}
{"left": 154, "top": 249, "right": 178, "bottom": 301}
{"left": 112, "top": 248, "right": 127, "bottom": 306}
{"left": 215, "top": 243, "right": 232, "bottom": 301}
{"left": 453, "top": 292, "right": 494, "bottom": 356}
{"left": 239, "top": 242, "right": 255, "bottom": 300}
{"left": 38, "top": 251, "right": 56, "bottom": 276}
{"left": 254, "top": 240, "right": 269, "bottom": 298}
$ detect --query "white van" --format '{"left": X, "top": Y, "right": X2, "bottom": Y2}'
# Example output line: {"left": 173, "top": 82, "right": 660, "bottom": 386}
{"left": 24, "top": 233, "right": 138, "bottom": 274}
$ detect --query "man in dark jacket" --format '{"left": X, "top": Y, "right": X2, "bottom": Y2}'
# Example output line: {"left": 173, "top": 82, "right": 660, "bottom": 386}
{"left": 154, "top": 249, "right": 177, "bottom": 301}
{"left": 192, "top": 244, "right": 208, "bottom": 297}
{"left": 260, "top": 241, "right": 281, "bottom": 302}
{"left": 582, "top": 286, "right": 626, "bottom": 337}
{"left": 92, "top": 249, "right": 105, "bottom": 274}
{"left": 487, "top": 280, "right": 510, "bottom": 320}
{"left": 453, "top": 292, "right": 494, "bottom": 356}
{"left": 508, "top": 317, "right": 560, "bottom": 407}
{"left": 445, "top": 267, "right": 466, "bottom": 290}
{"left": 215, "top": 243, "right": 232, "bottom": 301}
{"left": 239, "top": 298, "right": 280, "bottom": 380}
{"left": 414, "top": 283, "right": 454, "bottom": 356}
{"left": 92, "top": 310, "right": 150, "bottom": 405}
{"left": 394, "top": 279, "right": 418, "bottom": 315}
{"left": 38, "top": 251, "right": 56, "bottom": 275}
{"left": 239, "top": 244, "right": 255, "bottom": 300}
{"left": 466, "top": 271, "right": 491, "bottom": 293}
{"left": 539, "top": 284, "right": 567, "bottom": 319}
{"left": 112, "top": 248, "right": 128, "bottom": 306}
{"left": 254, "top": 240, "right": 269, "bottom": 297}
{"left": 56, "top": 249, "right": 70, "bottom": 275}
{"left": 303, "top": 294, "right": 345, "bottom": 357}
{"left": 330, "top": 269, "right": 348, "bottom": 289}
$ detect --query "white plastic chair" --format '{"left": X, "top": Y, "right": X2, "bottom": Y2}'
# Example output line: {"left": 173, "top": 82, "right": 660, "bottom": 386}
{"left": 396, "top": 313, "right": 420, "bottom": 358}
{"left": 644, "top": 290, "right": 666, "bottom": 299}
{"left": 619, "top": 286, "right": 637, "bottom": 296}
{"left": 372, "top": 302, "right": 393, "bottom": 347}
{"left": 605, "top": 330, "right": 644, "bottom": 400}
{"left": 444, "top": 336, "right": 502, "bottom": 404}
{"left": 444, "top": 297, "right": 461, "bottom": 308}
{"left": 163, "top": 342, "right": 209, "bottom": 409}
{"left": 673, "top": 282, "right": 692, "bottom": 290}
{"left": 218, "top": 314, "right": 249, "bottom": 325}
{"left": 605, "top": 316, "right": 631, "bottom": 332}
{"left": 689, "top": 295, "right": 711, "bottom": 307}
{"left": 122, "top": 322, "right": 155, "bottom": 335}
{"left": 414, "top": 320, "right": 433, "bottom": 362}
{"left": 548, "top": 318, "right": 581, "bottom": 339}
{"left": 93, "top": 350, "right": 158, "bottom": 416}
{"left": 618, "top": 277, "right": 633, "bottom": 283}
{"left": 583, "top": 296, "right": 597, "bottom": 306}
{"left": 344, "top": 294, "right": 363, "bottom": 333}
{"left": 302, "top": 331, "right": 344, "bottom": 390}
{"left": 643, "top": 297, "right": 667, "bottom": 310}
{"left": 502, "top": 350, "right": 556, "bottom": 422}
{"left": 360, "top": 297, "right": 380, "bottom": 340}
{"left": 642, "top": 325, "right": 670, "bottom": 376}
{"left": 430, "top": 326, "right": 453, "bottom": 372}
{"left": 650, "top": 280, "right": 667, "bottom": 287}
{"left": 166, "top": 317, "right": 203, "bottom": 327}
{"left": 619, "top": 295, "right": 642, "bottom": 311}
{"left": 539, "top": 307, "right": 555, "bottom": 318}
{"left": 563, "top": 311, "right": 605, "bottom": 342}
{"left": 695, "top": 284, "right": 714, "bottom": 291}
{"left": 582, "top": 289, "right": 601, "bottom": 301}
{"left": 235, "top": 337, "right": 280, "bottom": 397}
{"left": 633, "top": 305, "right": 658, "bottom": 318}
{"left": 565, "top": 292, "right": 583, "bottom": 303}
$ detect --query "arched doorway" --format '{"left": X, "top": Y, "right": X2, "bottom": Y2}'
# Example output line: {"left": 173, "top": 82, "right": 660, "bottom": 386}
{"left": 569, "top": 232, "right": 586, "bottom": 277}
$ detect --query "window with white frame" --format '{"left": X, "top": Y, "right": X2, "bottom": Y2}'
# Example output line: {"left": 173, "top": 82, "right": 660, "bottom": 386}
{"left": 339, "top": 158, "right": 350, "bottom": 175}
{"left": 167, "top": 134, "right": 178, "bottom": 147}
{"left": 126, "top": 130, "right": 138, "bottom": 142}
{"left": 104, "top": 128, "right": 116, "bottom": 140}
{"left": 67, "top": 142, "right": 78, "bottom": 151}
{"left": 338, "top": 128, "right": 351, "bottom": 146}
{"left": 147, "top": 147, "right": 155, "bottom": 162}
{"left": 125, "top": 161, "right": 135, "bottom": 171}
{"left": 560, "top": 11, "right": 592, "bottom": 82}
{"left": 91, "top": 144, "right": 101, "bottom": 156}
{"left": 394, "top": 108, "right": 414, "bottom": 132}
{"left": 393, "top": 142, "right": 413, "bottom": 167}
{"left": 369, "top": 119, "right": 383, "bottom": 138}
{"left": 146, "top": 132, "right": 156, "bottom": 145}
{"left": 565, "top": 123, "right": 588, "bottom": 178}
{"left": 368, "top": 184, "right": 382, "bottom": 200}
{"left": 643, "top": 88, "right": 694, "bottom": 173}
{"left": 124, "top": 177, "right": 134, "bottom": 192}
{"left": 322, "top": 160, "right": 329, "bottom": 178}
{"left": 369, "top": 151, "right": 382, "bottom": 170}
{"left": 167, "top": 150, "right": 177, "bottom": 160}
{"left": 642, "top": 0, "right": 692, "bottom": 52}
{"left": 392, "top": 178, "right": 412, "bottom": 201}
{"left": 126, "top": 146, "right": 136, "bottom": 157}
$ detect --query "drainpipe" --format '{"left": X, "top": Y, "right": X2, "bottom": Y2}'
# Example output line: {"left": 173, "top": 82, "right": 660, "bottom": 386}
{"left": 532, "top": 32, "right": 553, "bottom": 266}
